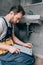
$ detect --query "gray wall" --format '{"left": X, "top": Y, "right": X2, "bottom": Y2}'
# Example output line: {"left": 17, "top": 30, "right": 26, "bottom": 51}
{"left": 0, "top": 0, "right": 20, "bottom": 16}
{"left": 20, "top": 0, "right": 32, "bottom": 5}
{"left": 19, "top": 3, "right": 43, "bottom": 57}
{"left": 21, "top": 2, "right": 43, "bottom": 57}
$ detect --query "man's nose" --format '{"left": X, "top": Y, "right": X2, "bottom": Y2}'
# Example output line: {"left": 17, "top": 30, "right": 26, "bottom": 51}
{"left": 17, "top": 20, "right": 19, "bottom": 23}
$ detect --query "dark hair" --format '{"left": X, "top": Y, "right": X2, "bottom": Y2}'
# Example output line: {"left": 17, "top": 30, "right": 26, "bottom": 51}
{"left": 9, "top": 5, "right": 25, "bottom": 15}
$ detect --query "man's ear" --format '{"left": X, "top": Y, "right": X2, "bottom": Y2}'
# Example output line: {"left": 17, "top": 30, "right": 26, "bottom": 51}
{"left": 10, "top": 11, "right": 17, "bottom": 15}
{"left": 10, "top": 11, "right": 14, "bottom": 15}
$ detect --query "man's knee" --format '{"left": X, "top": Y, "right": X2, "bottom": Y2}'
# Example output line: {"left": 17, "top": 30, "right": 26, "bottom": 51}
{"left": 15, "top": 53, "right": 35, "bottom": 65}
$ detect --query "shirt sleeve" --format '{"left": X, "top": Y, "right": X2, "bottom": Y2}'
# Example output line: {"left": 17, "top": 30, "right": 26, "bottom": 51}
{"left": 0, "top": 18, "right": 4, "bottom": 35}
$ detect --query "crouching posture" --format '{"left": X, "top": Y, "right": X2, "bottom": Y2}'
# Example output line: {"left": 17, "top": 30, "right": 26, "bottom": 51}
{"left": 0, "top": 5, "right": 35, "bottom": 65}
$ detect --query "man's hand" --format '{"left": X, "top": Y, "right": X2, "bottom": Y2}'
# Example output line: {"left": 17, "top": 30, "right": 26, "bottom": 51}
{"left": 8, "top": 46, "right": 20, "bottom": 53}
{"left": 23, "top": 43, "right": 32, "bottom": 48}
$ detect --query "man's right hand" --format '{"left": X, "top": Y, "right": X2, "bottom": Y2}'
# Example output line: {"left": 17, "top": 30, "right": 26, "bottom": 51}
{"left": 8, "top": 46, "right": 20, "bottom": 53}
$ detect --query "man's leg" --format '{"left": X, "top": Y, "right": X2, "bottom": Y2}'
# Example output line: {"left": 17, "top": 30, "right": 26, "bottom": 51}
{"left": 1, "top": 52, "right": 35, "bottom": 65}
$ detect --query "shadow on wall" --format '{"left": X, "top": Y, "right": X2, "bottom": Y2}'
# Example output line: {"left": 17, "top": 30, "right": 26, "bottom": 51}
{"left": 14, "top": 23, "right": 28, "bottom": 42}
{"left": 27, "top": 10, "right": 34, "bottom": 15}
{"left": 14, "top": 22, "right": 40, "bottom": 42}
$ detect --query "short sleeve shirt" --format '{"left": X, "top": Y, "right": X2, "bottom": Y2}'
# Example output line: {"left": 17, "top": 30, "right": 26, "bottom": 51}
{"left": 0, "top": 17, "right": 11, "bottom": 40}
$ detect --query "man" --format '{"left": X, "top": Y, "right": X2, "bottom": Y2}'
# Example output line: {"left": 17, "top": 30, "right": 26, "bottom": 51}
{"left": 0, "top": 5, "right": 34, "bottom": 65}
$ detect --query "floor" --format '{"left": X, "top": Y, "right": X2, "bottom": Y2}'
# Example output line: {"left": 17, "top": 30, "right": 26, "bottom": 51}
{"left": 34, "top": 56, "right": 43, "bottom": 65}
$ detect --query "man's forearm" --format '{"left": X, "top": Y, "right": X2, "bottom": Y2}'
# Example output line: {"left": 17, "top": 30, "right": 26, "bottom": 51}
{"left": 12, "top": 34, "right": 32, "bottom": 48}
{"left": 13, "top": 34, "right": 25, "bottom": 46}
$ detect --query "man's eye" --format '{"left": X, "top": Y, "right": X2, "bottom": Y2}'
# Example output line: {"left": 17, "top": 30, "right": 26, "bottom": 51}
{"left": 17, "top": 18, "right": 20, "bottom": 20}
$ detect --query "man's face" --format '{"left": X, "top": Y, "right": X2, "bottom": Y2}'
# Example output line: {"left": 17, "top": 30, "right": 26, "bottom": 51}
{"left": 11, "top": 12, "right": 23, "bottom": 24}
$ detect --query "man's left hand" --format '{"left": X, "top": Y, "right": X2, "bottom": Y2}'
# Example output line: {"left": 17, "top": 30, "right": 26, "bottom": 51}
{"left": 23, "top": 43, "right": 32, "bottom": 48}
